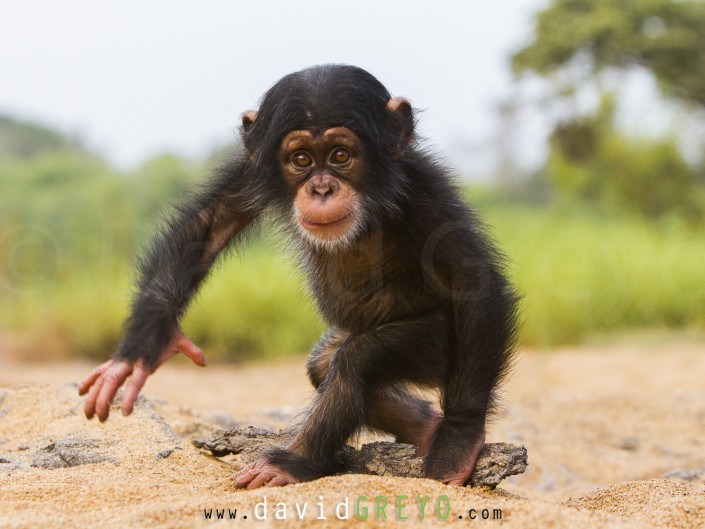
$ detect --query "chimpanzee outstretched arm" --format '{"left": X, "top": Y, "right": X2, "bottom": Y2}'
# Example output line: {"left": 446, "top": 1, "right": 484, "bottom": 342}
{"left": 79, "top": 160, "right": 263, "bottom": 421}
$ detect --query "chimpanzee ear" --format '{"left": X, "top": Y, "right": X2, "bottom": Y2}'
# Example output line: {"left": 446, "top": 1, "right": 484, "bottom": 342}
{"left": 386, "top": 97, "right": 414, "bottom": 155}
{"left": 241, "top": 110, "right": 258, "bottom": 131}
{"left": 241, "top": 110, "right": 259, "bottom": 161}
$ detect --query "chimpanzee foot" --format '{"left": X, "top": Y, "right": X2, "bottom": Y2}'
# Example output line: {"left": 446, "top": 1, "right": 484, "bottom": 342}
{"left": 426, "top": 431, "right": 486, "bottom": 486}
{"left": 232, "top": 459, "right": 300, "bottom": 489}
{"left": 232, "top": 449, "right": 326, "bottom": 489}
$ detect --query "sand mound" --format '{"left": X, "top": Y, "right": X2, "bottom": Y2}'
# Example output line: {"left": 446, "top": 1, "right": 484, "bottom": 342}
{"left": 2, "top": 344, "right": 705, "bottom": 528}
{"left": 568, "top": 480, "right": 705, "bottom": 529}
{"left": 1, "top": 374, "right": 704, "bottom": 529}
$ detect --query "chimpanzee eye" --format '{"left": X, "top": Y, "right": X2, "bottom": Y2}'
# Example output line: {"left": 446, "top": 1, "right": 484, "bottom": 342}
{"left": 330, "top": 148, "right": 350, "bottom": 164}
{"left": 292, "top": 152, "right": 312, "bottom": 168}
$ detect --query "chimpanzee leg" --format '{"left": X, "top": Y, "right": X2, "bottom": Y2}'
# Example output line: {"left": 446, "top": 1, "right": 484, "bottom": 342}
{"left": 423, "top": 276, "right": 516, "bottom": 485}
{"left": 308, "top": 329, "right": 442, "bottom": 455}
{"left": 422, "top": 388, "right": 488, "bottom": 486}
{"left": 233, "top": 311, "right": 449, "bottom": 489}
{"left": 366, "top": 386, "right": 442, "bottom": 456}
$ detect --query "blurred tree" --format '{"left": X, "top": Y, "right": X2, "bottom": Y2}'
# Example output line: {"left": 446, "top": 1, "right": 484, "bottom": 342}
{"left": 548, "top": 95, "right": 701, "bottom": 218}
{"left": 129, "top": 153, "right": 200, "bottom": 231}
{"left": 204, "top": 142, "right": 245, "bottom": 167}
{"left": 0, "top": 115, "right": 82, "bottom": 159}
{"left": 0, "top": 150, "right": 131, "bottom": 262}
{"left": 512, "top": 0, "right": 705, "bottom": 219}
{"left": 512, "top": 0, "right": 705, "bottom": 106}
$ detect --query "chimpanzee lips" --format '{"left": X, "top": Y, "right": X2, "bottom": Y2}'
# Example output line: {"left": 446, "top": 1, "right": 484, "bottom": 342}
{"left": 300, "top": 211, "right": 352, "bottom": 228}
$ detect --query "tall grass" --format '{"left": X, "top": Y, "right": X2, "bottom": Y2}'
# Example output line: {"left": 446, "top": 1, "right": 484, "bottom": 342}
{"left": 484, "top": 204, "right": 705, "bottom": 345}
{"left": 2, "top": 203, "right": 704, "bottom": 360}
{"left": 2, "top": 238, "right": 324, "bottom": 362}
{"left": 183, "top": 244, "right": 324, "bottom": 361}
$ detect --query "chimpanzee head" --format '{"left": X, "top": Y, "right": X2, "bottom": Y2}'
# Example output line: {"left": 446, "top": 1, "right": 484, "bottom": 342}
{"left": 240, "top": 64, "right": 415, "bottom": 249}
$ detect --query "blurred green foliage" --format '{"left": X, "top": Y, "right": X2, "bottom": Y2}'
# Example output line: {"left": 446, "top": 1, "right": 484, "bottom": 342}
{"left": 512, "top": 0, "right": 705, "bottom": 106}
{"left": 513, "top": 0, "right": 705, "bottom": 221}
{"left": 0, "top": 115, "right": 325, "bottom": 361}
{"left": 1, "top": 108, "right": 704, "bottom": 360}
{"left": 479, "top": 197, "right": 705, "bottom": 345}
{"left": 547, "top": 95, "right": 705, "bottom": 219}
{"left": 0, "top": 116, "right": 73, "bottom": 158}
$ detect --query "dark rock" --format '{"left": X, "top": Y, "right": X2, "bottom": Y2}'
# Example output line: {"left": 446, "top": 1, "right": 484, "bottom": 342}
{"left": 0, "top": 454, "right": 21, "bottom": 472}
{"left": 339, "top": 442, "right": 423, "bottom": 477}
{"left": 193, "top": 426, "right": 281, "bottom": 458}
{"left": 194, "top": 427, "right": 528, "bottom": 488}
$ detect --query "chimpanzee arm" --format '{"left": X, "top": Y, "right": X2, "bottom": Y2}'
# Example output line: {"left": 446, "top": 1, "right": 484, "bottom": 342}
{"left": 117, "top": 167, "right": 261, "bottom": 369}
{"left": 79, "top": 160, "right": 264, "bottom": 421}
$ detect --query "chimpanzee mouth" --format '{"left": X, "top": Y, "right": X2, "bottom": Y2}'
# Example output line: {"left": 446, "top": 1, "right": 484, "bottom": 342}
{"left": 299, "top": 212, "right": 353, "bottom": 228}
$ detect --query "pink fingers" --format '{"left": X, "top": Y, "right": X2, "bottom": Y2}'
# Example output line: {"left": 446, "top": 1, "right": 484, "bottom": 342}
{"left": 121, "top": 363, "right": 149, "bottom": 416}
{"left": 78, "top": 359, "right": 115, "bottom": 396}
{"left": 93, "top": 362, "right": 133, "bottom": 422}
{"left": 174, "top": 331, "right": 208, "bottom": 366}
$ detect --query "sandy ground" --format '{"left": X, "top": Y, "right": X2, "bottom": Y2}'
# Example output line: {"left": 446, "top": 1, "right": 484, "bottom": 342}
{"left": 1, "top": 340, "right": 704, "bottom": 528}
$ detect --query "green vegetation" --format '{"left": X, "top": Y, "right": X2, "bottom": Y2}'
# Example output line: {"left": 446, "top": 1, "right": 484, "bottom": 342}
{"left": 481, "top": 200, "right": 705, "bottom": 345}
{"left": 0, "top": 116, "right": 326, "bottom": 361}
{"left": 545, "top": 95, "right": 705, "bottom": 221}
{"left": 512, "top": 0, "right": 705, "bottom": 222}
{"left": 512, "top": 0, "right": 705, "bottom": 107}
{"left": 1, "top": 113, "right": 703, "bottom": 360}
{"left": 6, "top": 2, "right": 705, "bottom": 360}
{"left": 6, "top": 0, "right": 705, "bottom": 365}
{"left": 5, "top": 184, "right": 704, "bottom": 357}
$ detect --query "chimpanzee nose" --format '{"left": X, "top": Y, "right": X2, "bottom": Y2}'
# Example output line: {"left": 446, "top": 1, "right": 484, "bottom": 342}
{"left": 309, "top": 175, "right": 339, "bottom": 199}
{"left": 313, "top": 183, "right": 332, "bottom": 197}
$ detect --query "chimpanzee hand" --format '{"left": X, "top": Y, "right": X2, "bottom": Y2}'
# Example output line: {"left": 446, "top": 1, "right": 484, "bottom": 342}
{"left": 78, "top": 329, "right": 206, "bottom": 422}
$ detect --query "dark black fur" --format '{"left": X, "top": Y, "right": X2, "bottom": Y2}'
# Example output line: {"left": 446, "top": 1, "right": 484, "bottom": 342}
{"left": 115, "top": 64, "right": 518, "bottom": 484}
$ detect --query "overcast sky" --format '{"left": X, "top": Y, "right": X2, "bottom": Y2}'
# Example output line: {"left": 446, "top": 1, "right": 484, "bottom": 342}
{"left": 0, "top": 0, "right": 549, "bottom": 175}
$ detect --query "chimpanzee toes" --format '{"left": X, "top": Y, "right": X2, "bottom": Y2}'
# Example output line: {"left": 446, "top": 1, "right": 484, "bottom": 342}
{"left": 231, "top": 449, "right": 326, "bottom": 490}
{"left": 232, "top": 459, "right": 300, "bottom": 489}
